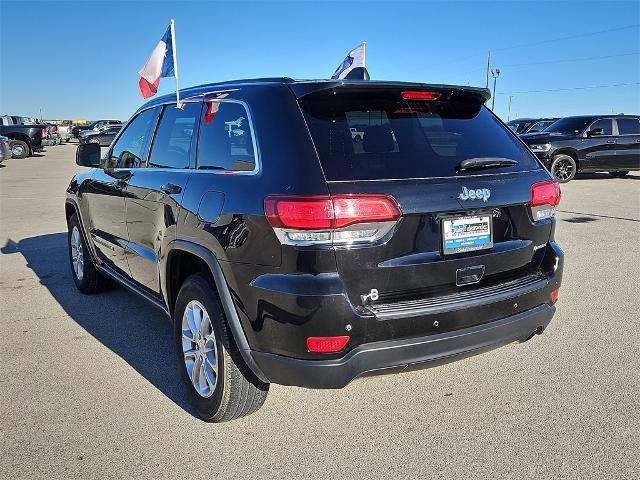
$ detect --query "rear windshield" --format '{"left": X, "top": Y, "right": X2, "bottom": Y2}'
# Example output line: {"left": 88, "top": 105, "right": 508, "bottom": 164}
{"left": 298, "top": 89, "right": 539, "bottom": 181}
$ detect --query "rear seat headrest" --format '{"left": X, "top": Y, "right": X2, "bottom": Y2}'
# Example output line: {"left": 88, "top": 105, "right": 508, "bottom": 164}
{"left": 363, "top": 125, "right": 395, "bottom": 153}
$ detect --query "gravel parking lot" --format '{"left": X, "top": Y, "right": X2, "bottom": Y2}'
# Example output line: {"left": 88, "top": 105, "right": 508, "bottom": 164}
{"left": 1, "top": 143, "right": 638, "bottom": 479}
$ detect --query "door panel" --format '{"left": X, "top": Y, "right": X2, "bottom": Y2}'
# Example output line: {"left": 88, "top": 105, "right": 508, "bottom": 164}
{"left": 125, "top": 170, "right": 191, "bottom": 294}
{"left": 581, "top": 119, "right": 616, "bottom": 171}
{"left": 83, "top": 169, "right": 130, "bottom": 276}
{"left": 614, "top": 118, "right": 640, "bottom": 171}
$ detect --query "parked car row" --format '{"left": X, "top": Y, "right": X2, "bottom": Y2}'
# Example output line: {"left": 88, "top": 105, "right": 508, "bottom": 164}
{"left": 78, "top": 123, "right": 123, "bottom": 146}
{"left": 0, "top": 115, "right": 124, "bottom": 159}
{"left": 71, "top": 119, "right": 122, "bottom": 139}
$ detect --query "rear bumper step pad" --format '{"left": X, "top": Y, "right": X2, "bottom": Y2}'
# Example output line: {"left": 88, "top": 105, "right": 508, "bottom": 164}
{"left": 365, "top": 273, "right": 548, "bottom": 319}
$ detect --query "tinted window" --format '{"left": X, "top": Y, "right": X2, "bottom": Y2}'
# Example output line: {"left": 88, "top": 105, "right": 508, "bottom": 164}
{"left": 299, "top": 89, "right": 538, "bottom": 181}
{"left": 589, "top": 119, "right": 612, "bottom": 135}
{"left": 107, "top": 107, "right": 159, "bottom": 169}
{"left": 197, "top": 101, "right": 256, "bottom": 171}
{"left": 506, "top": 120, "right": 531, "bottom": 134}
{"left": 528, "top": 120, "right": 555, "bottom": 133}
{"left": 545, "top": 117, "right": 593, "bottom": 135}
{"left": 617, "top": 118, "right": 640, "bottom": 135}
{"left": 148, "top": 103, "right": 199, "bottom": 169}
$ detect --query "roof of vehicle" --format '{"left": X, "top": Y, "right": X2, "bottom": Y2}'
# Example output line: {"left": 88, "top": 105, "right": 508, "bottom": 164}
{"left": 559, "top": 114, "right": 639, "bottom": 120}
{"left": 508, "top": 117, "right": 559, "bottom": 123}
{"left": 140, "top": 78, "right": 492, "bottom": 111}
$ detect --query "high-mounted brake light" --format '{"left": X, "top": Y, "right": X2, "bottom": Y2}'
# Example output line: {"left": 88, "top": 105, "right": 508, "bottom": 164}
{"left": 264, "top": 194, "right": 402, "bottom": 246}
{"left": 401, "top": 91, "right": 442, "bottom": 101}
{"left": 306, "top": 336, "right": 350, "bottom": 353}
{"left": 530, "top": 180, "right": 561, "bottom": 221}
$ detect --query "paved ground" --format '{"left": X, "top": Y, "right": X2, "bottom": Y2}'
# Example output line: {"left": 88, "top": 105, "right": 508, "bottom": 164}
{"left": 1, "top": 143, "right": 638, "bottom": 479}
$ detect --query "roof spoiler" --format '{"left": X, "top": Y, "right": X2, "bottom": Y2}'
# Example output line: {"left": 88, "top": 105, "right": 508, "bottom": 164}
{"left": 343, "top": 67, "right": 370, "bottom": 80}
{"left": 291, "top": 81, "right": 491, "bottom": 102}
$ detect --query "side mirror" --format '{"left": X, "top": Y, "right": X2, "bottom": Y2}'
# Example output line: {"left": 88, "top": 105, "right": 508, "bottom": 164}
{"left": 587, "top": 128, "right": 604, "bottom": 137}
{"left": 76, "top": 143, "right": 101, "bottom": 167}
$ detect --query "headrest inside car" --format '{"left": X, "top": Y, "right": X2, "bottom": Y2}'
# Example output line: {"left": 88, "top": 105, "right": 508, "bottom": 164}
{"left": 363, "top": 125, "right": 395, "bottom": 153}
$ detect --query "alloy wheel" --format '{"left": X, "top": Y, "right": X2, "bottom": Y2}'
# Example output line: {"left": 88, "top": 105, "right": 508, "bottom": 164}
{"left": 181, "top": 300, "right": 219, "bottom": 398}
{"left": 553, "top": 158, "right": 574, "bottom": 181}
{"left": 70, "top": 226, "right": 84, "bottom": 280}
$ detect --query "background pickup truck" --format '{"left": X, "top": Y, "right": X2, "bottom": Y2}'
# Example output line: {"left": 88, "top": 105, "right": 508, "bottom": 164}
{"left": 0, "top": 115, "right": 46, "bottom": 159}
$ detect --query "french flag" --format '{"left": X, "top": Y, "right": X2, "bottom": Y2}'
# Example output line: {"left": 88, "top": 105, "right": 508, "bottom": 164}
{"left": 138, "top": 24, "right": 176, "bottom": 98}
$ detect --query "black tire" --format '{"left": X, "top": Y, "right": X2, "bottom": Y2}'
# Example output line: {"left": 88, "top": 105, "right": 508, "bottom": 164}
{"left": 609, "top": 171, "right": 629, "bottom": 178}
{"left": 9, "top": 140, "right": 29, "bottom": 159}
{"left": 550, "top": 154, "right": 577, "bottom": 183}
{"left": 67, "top": 213, "right": 112, "bottom": 294}
{"left": 174, "top": 273, "right": 269, "bottom": 422}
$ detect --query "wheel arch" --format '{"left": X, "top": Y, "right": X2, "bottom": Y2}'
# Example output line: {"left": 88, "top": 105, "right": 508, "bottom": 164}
{"left": 7, "top": 132, "right": 31, "bottom": 145}
{"left": 553, "top": 148, "right": 580, "bottom": 169}
{"left": 164, "top": 240, "right": 268, "bottom": 383}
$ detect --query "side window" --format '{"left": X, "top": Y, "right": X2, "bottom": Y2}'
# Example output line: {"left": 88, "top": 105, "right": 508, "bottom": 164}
{"left": 589, "top": 119, "right": 613, "bottom": 135}
{"left": 148, "top": 102, "right": 200, "bottom": 169}
{"left": 107, "top": 107, "right": 159, "bottom": 169}
{"left": 528, "top": 121, "right": 547, "bottom": 133}
{"left": 197, "top": 101, "right": 256, "bottom": 171}
{"left": 616, "top": 118, "right": 640, "bottom": 135}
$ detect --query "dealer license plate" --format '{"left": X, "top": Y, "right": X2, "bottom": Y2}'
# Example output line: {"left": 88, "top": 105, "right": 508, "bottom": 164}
{"left": 442, "top": 215, "right": 493, "bottom": 255}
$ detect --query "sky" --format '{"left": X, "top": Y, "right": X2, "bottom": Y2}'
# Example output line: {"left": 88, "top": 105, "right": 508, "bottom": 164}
{"left": 1, "top": 0, "right": 639, "bottom": 121}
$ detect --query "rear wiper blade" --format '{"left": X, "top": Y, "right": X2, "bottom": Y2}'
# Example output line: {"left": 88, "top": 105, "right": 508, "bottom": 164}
{"left": 457, "top": 157, "right": 518, "bottom": 172}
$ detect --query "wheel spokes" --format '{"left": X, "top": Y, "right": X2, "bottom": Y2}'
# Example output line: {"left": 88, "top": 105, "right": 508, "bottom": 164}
{"left": 181, "top": 300, "right": 219, "bottom": 398}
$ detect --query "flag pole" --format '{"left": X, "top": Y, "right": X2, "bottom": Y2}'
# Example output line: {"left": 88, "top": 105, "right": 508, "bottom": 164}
{"left": 362, "top": 41, "right": 366, "bottom": 68}
{"left": 170, "top": 19, "right": 180, "bottom": 107}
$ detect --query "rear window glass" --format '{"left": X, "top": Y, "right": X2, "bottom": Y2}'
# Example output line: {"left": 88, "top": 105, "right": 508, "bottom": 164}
{"left": 299, "top": 90, "right": 539, "bottom": 181}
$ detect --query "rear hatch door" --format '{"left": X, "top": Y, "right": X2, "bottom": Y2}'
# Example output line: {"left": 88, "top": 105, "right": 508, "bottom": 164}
{"left": 296, "top": 85, "right": 556, "bottom": 310}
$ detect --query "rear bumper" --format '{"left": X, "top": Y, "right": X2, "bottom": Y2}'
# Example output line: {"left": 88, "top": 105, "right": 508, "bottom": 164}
{"left": 252, "top": 303, "right": 555, "bottom": 388}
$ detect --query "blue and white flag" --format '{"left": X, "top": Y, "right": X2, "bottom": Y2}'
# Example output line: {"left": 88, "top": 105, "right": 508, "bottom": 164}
{"left": 331, "top": 42, "right": 365, "bottom": 80}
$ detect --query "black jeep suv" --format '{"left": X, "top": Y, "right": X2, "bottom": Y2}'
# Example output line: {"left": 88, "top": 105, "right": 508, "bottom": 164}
{"left": 66, "top": 78, "right": 564, "bottom": 422}
{"left": 521, "top": 115, "right": 640, "bottom": 182}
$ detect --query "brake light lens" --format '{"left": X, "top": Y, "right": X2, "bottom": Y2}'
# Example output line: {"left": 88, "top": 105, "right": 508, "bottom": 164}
{"left": 306, "top": 336, "right": 350, "bottom": 353}
{"left": 41, "top": 128, "right": 47, "bottom": 138}
{"left": 401, "top": 91, "right": 442, "bottom": 101}
{"left": 550, "top": 287, "right": 560, "bottom": 303}
{"left": 265, "top": 194, "right": 402, "bottom": 246}
{"left": 530, "top": 180, "right": 561, "bottom": 220}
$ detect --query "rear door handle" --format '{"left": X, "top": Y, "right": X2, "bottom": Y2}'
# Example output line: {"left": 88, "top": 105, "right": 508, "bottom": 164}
{"left": 161, "top": 183, "right": 182, "bottom": 195}
{"left": 606, "top": 140, "right": 616, "bottom": 144}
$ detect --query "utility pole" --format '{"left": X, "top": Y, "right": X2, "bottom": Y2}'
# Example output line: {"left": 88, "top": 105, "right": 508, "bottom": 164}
{"left": 507, "top": 95, "right": 513, "bottom": 121}
{"left": 485, "top": 51, "right": 491, "bottom": 89}
{"left": 491, "top": 68, "right": 500, "bottom": 111}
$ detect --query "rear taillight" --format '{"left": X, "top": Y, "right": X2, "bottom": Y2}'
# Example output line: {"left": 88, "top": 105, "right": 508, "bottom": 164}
{"left": 264, "top": 194, "right": 402, "bottom": 246}
{"left": 401, "top": 90, "right": 442, "bottom": 101}
{"left": 550, "top": 287, "right": 560, "bottom": 304}
{"left": 306, "top": 336, "right": 350, "bottom": 353}
{"left": 41, "top": 128, "right": 47, "bottom": 138}
{"left": 530, "top": 180, "right": 561, "bottom": 220}
{"left": 52, "top": 126, "right": 58, "bottom": 133}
